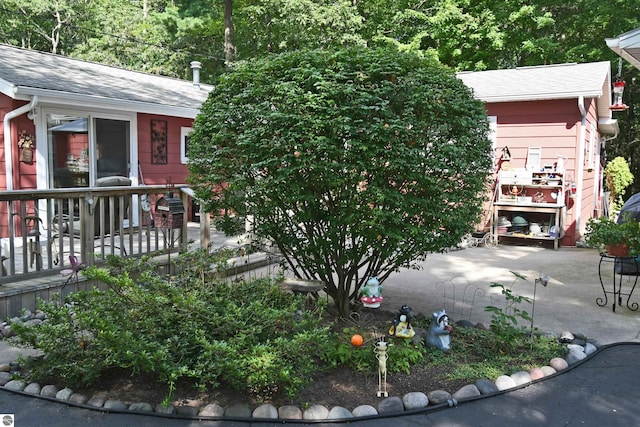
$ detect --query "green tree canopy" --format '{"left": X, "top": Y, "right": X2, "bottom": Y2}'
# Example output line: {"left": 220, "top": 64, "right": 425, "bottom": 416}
{"left": 187, "top": 47, "right": 493, "bottom": 316}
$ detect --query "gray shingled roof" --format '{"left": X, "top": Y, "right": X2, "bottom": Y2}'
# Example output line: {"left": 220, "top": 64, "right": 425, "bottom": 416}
{"left": 0, "top": 44, "right": 212, "bottom": 117}
{"left": 457, "top": 61, "right": 613, "bottom": 119}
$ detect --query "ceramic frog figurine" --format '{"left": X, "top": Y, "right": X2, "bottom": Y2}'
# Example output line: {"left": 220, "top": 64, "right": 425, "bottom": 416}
{"left": 360, "top": 277, "right": 384, "bottom": 308}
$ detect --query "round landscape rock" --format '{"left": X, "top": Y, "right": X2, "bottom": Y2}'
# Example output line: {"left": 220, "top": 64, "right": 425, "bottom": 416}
{"left": 566, "top": 348, "right": 587, "bottom": 365}
{"left": 87, "top": 396, "right": 106, "bottom": 408}
{"left": 540, "top": 366, "right": 557, "bottom": 376}
{"left": 154, "top": 404, "right": 175, "bottom": 414}
{"left": 550, "top": 357, "right": 569, "bottom": 371}
{"left": 528, "top": 367, "right": 545, "bottom": 381}
{"left": 199, "top": 403, "right": 224, "bottom": 417}
{"left": 475, "top": 378, "right": 498, "bottom": 395}
{"left": 377, "top": 396, "right": 404, "bottom": 413}
{"left": 560, "top": 331, "right": 575, "bottom": 342}
{"left": 4, "top": 380, "right": 26, "bottom": 392}
{"left": 40, "top": 385, "right": 58, "bottom": 397}
{"left": 129, "top": 402, "right": 153, "bottom": 412}
{"left": 402, "top": 391, "right": 429, "bottom": 409}
{"left": 510, "top": 371, "right": 531, "bottom": 386}
{"left": 452, "top": 384, "right": 481, "bottom": 400}
{"left": 352, "top": 405, "right": 378, "bottom": 417}
{"left": 327, "top": 406, "right": 353, "bottom": 419}
{"left": 0, "top": 372, "right": 11, "bottom": 386}
{"left": 23, "top": 382, "right": 40, "bottom": 394}
{"left": 103, "top": 400, "right": 128, "bottom": 411}
{"left": 494, "top": 375, "right": 517, "bottom": 391}
{"left": 585, "top": 342, "right": 597, "bottom": 355}
{"left": 303, "top": 404, "right": 329, "bottom": 420}
{"left": 252, "top": 403, "right": 278, "bottom": 419}
{"left": 278, "top": 405, "right": 302, "bottom": 419}
{"left": 427, "top": 389, "right": 452, "bottom": 405}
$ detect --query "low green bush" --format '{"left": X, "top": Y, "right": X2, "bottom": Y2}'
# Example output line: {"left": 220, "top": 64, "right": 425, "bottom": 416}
{"left": 11, "top": 255, "right": 330, "bottom": 402}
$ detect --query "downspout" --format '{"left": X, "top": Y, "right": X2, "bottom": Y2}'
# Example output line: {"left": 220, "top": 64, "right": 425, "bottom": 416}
{"left": 597, "top": 132, "right": 618, "bottom": 216}
{"left": 576, "top": 96, "right": 586, "bottom": 238}
{"left": 3, "top": 95, "right": 38, "bottom": 190}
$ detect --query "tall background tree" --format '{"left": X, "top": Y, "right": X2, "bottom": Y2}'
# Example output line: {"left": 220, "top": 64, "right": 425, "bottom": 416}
{"left": 187, "top": 47, "right": 493, "bottom": 316}
{"left": 1, "top": 1, "right": 639, "bottom": 195}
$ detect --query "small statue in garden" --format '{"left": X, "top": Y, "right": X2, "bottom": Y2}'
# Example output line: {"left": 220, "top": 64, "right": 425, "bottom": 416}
{"left": 360, "top": 277, "right": 384, "bottom": 308}
{"left": 388, "top": 304, "right": 415, "bottom": 338}
{"left": 374, "top": 336, "right": 390, "bottom": 397}
{"left": 425, "top": 309, "right": 453, "bottom": 352}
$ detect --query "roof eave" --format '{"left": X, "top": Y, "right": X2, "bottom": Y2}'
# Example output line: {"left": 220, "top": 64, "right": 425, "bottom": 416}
{"left": 606, "top": 29, "right": 640, "bottom": 71}
{"left": 0, "top": 79, "right": 19, "bottom": 99}
{"left": 478, "top": 91, "right": 604, "bottom": 104}
{"left": 14, "top": 86, "right": 201, "bottom": 118}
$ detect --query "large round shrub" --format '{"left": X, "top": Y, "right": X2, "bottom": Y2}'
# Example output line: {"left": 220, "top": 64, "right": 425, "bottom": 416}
{"left": 188, "top": 47, "right": 493, "bottom": 316}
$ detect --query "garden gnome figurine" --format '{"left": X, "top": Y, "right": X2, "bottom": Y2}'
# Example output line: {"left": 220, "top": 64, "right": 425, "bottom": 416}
{"left": 425, "top": 309, "right": 453, "bottom": 352}
{"left": 388, "top": 304, "right": 415, "bottom": 338}
{"left": 360, "top": 277, "right": 384, "bottom": 308}
{"left": 374, "top": 337, "right": 389, "bottom": 397}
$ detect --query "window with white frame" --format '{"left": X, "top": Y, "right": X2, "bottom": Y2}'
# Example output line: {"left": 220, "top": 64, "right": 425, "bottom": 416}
{"left": 180, "top": 127, "right": 193, "bottom": 164}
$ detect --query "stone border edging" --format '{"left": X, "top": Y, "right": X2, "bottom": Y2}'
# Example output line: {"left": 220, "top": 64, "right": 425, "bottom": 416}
{"left": 0, "top": 325, "right": 600, "bottom": 422}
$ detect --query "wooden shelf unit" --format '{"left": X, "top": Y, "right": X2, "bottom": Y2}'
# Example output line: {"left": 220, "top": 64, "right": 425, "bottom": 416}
{"left": 493, "top": 169, "right": 566, "bottom": 250}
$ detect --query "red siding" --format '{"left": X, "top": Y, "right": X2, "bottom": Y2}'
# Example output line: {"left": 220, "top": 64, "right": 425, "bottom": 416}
{"left": 1, "top": 97, "right": 37, "bottom": 192}
{"left": 0, "top": 97, "right": 37, "bottom": 238}
{"left": 137, "top": 113, "right": 194, "bottom": 186}
{"left": 486, "top": 98, "right": 603, "bottom": 246}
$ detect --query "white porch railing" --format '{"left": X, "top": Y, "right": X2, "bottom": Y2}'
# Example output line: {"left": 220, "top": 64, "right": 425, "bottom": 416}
{"left": 0, "top": 185, "right": 202, "bottom": 284}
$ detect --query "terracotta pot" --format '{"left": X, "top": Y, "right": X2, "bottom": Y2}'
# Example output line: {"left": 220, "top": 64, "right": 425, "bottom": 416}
{"left": 607, "top": 243, "right": 629, "bottom": 257}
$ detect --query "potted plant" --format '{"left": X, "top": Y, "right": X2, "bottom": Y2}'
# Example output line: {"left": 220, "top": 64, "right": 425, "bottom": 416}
{"left": 585, "top": 216, "right": 640, "bottom": 257}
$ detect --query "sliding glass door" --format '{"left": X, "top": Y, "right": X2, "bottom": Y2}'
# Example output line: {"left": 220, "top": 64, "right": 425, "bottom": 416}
{"left": 47, "top": 113, "right": 130, "bottom": 188}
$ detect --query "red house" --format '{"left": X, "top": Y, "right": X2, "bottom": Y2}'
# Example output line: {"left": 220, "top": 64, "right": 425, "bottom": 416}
{"left": 0, "top": 45, "right": 620, "bottom": 250}
{"left": 458, "top": 61, "right": 618, "bottom": 247}
{"left": 0, "top": 44, "right": 211, "bottom": 193}
{"left": 0, "top": 44, "right": 212, "bottom": 243}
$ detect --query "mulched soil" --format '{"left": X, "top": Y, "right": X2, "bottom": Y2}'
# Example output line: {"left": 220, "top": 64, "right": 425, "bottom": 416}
{"left": 70, "top": 308, "right": 471, "bottom": 411}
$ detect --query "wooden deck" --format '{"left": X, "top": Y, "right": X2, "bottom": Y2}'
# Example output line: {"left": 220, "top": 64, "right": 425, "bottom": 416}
{"left": 0, "top": 223, "right": 280, "bottom": 319}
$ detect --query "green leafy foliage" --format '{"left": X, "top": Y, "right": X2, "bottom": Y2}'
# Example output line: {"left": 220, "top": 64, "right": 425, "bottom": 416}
{"left": 236, "top": 0, "right": 364, "bottom": 57}
{"left": 320, "top": 327, "right": 424, "bottom": 374}
{"left": 10, "top": 252, "right": 565, "bottom": 402}
{"left": 605, "top": 156, "right": 634, "bottom": 213}
{"left": 585, "top": 215, "right": 640, "bottom": 257}
{"left": 484, "top": 271, "right": 533, "bottom": 349}
{"left": 320, "top": 316, "right": 563, "bottom": 385}
{"left": 11, "top": 255, "right": 330, "bottom": 401}
{"left": 425, "top": 325, "right": 563, "bottom": 381}
{"left": 188, "top": 46, "right": 493, "bottom": 317}
{"left": 213, "top": 214, "right": 245, "bottom": 236}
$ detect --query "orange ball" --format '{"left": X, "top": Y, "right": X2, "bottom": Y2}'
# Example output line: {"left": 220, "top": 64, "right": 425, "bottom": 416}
{"left": 351, "top": 334, "right": 364, "bottom": 347}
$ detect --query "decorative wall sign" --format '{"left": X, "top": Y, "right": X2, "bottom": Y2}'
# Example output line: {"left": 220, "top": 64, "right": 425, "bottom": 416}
{"left": 151, "top": 119, "right": 168, "bottom": 164}
{"left": 18, "top": 130, "right": 35, "bottom": 164}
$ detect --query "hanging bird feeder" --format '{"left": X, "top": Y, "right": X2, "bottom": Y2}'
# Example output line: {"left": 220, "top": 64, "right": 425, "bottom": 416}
{"left": 610, "top": 81, "right": 629, "bottom": 111}
{"left": 611, "top": 58, "right": 629, "bottom": 112}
